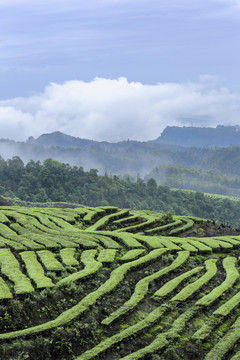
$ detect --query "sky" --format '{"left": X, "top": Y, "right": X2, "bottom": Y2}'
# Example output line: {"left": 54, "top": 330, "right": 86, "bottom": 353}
{"left": 1, "top": 0, "right": 240, "bottom": 141}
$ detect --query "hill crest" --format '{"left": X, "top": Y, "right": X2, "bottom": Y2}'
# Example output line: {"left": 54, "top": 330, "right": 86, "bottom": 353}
{"left": 27, "top": 124, "right": 240, "bottom": 148}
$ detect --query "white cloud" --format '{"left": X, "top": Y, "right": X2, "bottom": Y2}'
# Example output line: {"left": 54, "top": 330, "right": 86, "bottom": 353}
{"left": 0, "top": 106, "right": 33, "bottom": 139}
{"left": 0, "top": 77, "right": 240, "bottom": 142}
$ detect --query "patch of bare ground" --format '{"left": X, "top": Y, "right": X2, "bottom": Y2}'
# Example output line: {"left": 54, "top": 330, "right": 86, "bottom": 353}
{"left": 0, "top": 196, "right": 12, "bottom": 206}
{"left": 179, "top": 221, "right": 240, "bottom": 237}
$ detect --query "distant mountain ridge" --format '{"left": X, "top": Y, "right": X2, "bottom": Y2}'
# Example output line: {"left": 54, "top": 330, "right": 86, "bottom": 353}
{"left": 3, "top": 125, "right": 240, "bottom": 200}
{"left": 27, "top": 131, "right": 98, "bottom": 148}
{"left": 28, "top": 125, "right": 240, "bottom": 149}
{"left": 2, "top": 124, "right": 240, "bottom": 182}
{"left": 156, "top": 125, "right": 240, "bottom": 147}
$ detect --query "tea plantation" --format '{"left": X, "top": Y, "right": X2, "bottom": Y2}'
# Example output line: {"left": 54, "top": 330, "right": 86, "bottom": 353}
{"left": 0, "top": 205, "right": 240, "bottom": 359}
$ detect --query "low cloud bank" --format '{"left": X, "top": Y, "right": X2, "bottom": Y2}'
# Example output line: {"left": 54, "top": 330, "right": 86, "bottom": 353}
{"left": 0, "top": 77, "right": 240, "bottom": 142}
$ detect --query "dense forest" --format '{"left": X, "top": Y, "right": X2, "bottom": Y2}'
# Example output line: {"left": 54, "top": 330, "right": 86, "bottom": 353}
{"left": 2, "top": 130, "right": 240, "bottom": 182}
{"left": 1, "top": 156, "right": 240, "bottom": 228}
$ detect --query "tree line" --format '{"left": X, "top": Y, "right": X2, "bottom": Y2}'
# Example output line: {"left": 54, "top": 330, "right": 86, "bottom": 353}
{"left": 1, "top": 156, "right": 240, "bottom": 228}
{"left": 145, "top": 164, "right": 240, "bottom": 197}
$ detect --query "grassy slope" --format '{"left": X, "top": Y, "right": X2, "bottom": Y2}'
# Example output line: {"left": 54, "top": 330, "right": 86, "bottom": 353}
{"left": 170, "top": 188, "right": 240, "bottom": 202}
{"left": 0, "top": 206, "right": 240, "bottom": 359}
{"left": 145, "top": 164, "right": 240, "bottom": 197}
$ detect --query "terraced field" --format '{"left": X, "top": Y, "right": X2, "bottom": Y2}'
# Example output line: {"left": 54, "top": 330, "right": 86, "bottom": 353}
{"left": 1, "top": 206, "right": 240, "bottom": 359}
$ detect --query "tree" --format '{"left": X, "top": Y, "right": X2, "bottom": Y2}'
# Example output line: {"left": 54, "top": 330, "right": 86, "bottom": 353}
{"left": 147, "top": 178, "right": 157, "bottom": 188}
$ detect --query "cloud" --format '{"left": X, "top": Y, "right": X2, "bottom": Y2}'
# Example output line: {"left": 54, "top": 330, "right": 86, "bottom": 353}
{"left": 0, "top": 77, "right": 240, "bottom": 142}
{"left": 0, "top": 106, "right": 33, "bottom": 140}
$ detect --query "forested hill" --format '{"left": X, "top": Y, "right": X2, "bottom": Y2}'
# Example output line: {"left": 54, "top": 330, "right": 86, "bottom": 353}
{"left": 144, "top": 164, "right": 240, "bottom": 197}
{"left": 29, "top": 125, "right": 240, "bottom": 149}
{"left": 1, "top": 156, "right": 240, "bottom": 228}
{"left": 3, "top": 127, "right": 240, "bottom": 201}
{"left": 27, "top": 131, "right": 97, "bottom": 148}
{"left": 2, "top": 131, "right": 240, "bottom": 178}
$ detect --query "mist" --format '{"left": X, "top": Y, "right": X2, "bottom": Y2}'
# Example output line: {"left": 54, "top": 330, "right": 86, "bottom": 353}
{"left": 0, "top": 136, "right": 177, "bottom": 179}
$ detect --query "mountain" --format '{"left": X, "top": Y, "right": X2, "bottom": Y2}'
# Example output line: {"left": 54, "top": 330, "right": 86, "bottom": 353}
{"left": 3, "top": 125, "right": 240, "bottom": 198}
{"left": 27, "top": 130, "right": 181, "bottom": 152}
{"left": 156, "top": 125, "right": 240, "bottom": 147}
{"left": 28, "top": 125, "right": 240, "bottom": 149}
{"left": 2, "top": 128, "right": 240, "bottom": 179}
{"left": 27, "top": 131, "right": 98, "bottom": 148}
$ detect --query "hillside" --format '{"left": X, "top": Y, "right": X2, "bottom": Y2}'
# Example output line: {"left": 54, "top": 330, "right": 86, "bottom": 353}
{"left": 28, "top": 125, "right": 240, "bottom": 149}
{"left": 3, "top": 126, "right": 240, "bottom": 202}
{"left": 2, "top": 127, "right": 240, "bottom": 183}
{"left": 156, "top": 125, "right": 240, "bottom": 147}
{"left": 27, "top": 131, "right": 98, "bottom": 148}
{"left": 0, "top": 206, "right": 240, "bottom": 359}
{"left": 145, "top": 164, "right": 240, "bottom": 197}
{"left": 2, "top": 157, "right": 240, "bottom": 227}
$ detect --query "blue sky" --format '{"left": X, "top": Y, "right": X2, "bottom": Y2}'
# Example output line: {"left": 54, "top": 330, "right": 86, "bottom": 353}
{"left": 1, "top": 0, "right": 240, "bottom": 141}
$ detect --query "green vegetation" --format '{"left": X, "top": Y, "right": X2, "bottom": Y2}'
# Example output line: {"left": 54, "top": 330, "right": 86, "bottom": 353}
{"left": 75, "top": 306, "right": 170, "bottom": 360}
{"left": 20, "top": 251, "right": 54, "bottom": 288}
{"left": 187, "top": 239, "right": 212, "bottom": 253}
{"left": 59, "top": 248, "right": 79, "bottom": 266}
{"left": 0, "top": 248, "right": 168, "bottom": 342}
{"left": 108, "top": 232, "right": 143, "bottom": 248}
{"left": 2, "top": 156, "right": 240, "bottom": 227}
{"left": 37, "top": 250, "right": 64, "bottom": 271}
{"left": 57, "top": 250, "right": 102, "bottom": 285}
{"left": 0, "top": 249, "right": 34, "bottom": 294}
{"left": 102, "top": 251, "right": 189, "bottom": 325}
{"left": 169, "top": 219, "right": 194, "bottom": 235}
{"left": 214, "top": 291, "right": 240, "bottom": 317}
{"left": 204, "top": 315, "right": 240, "bottom": 360}
{"left": 197, "top": 237, "right": 233, "bottom": 250}
{"left": 120, "top": 249, "right": 146, "bottom": 261}
{"left": 87, "top": 209, "right": 130, "bottom": 231}
{"left": 82, "top": 207, "right": 105, "bottom": 224}
{"left": 144, "top": 219, "right": 182, "bottom": 235}
{"left": 0, "top": 206, "right": 240, "bottom": 359}
{"left": 90, "top": 233, "right": 121, "bottom": 249}
{"left": 133, "top": 234, "right": 167, "bottom": 249}
{"left": 0, "top": 277, "right": 12, "bottom": 299}
{"left": 97, "top": 249, "right": 117, "bottom": 263}
{"left": 170, "top": 259, "right": 217, "bottom": 302}
{"left": 146, "top": 163, "right": 240, "bottom": 198}
{"left": 196, "top": 257, "right": 239, "bottom": 306}
{"left": 0, "top": 223, "right": 43, "bottom": 249}
{"left": 153, "top": 266, "right": 204, "bottom": 299}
